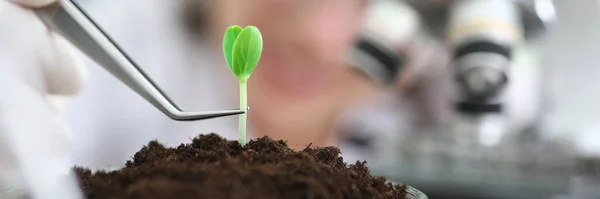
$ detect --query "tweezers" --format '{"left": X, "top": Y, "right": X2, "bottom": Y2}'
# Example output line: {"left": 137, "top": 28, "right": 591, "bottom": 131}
{"left": 32, "top": 0, "right": 246, "bottom": 121}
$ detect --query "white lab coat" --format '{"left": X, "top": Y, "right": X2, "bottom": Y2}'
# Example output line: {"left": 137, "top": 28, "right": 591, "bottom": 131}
{"left": 64, "top": 0, "right": 241, "bottom": 170}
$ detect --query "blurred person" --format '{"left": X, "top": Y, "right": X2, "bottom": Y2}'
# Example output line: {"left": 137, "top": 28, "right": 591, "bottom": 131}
{"left": 63, "top": 0, "right": 379, "bottom": 170}
{"left": 205, "top": 0, "right": 379, "bottom": 148}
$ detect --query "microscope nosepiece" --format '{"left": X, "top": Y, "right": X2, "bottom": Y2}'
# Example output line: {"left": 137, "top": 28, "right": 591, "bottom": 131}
{"left": 458, "top": 66, "right": 508, "bottom": 100}
{"left": 348, "top": 36, "right": 403, "bottom": 86}
{"left": 452, "top": 41, "right": 511, "bottom": 114}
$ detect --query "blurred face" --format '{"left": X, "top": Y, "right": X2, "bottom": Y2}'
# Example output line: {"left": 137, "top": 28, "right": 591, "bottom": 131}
{"left": 213, "top": 0, "right": 365, "bottom": 95}
{"left": 210, "top": 0, "right": 376, "bottom": 148}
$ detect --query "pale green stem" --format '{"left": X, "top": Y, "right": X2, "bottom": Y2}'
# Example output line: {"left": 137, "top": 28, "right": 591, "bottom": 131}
{"left": 239, "top": 80, "right": 248, "bottom": 146}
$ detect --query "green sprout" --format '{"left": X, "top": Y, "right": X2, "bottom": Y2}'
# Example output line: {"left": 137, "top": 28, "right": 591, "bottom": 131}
{"left": 222, "top": 25, "right": 263, "bottom": 146}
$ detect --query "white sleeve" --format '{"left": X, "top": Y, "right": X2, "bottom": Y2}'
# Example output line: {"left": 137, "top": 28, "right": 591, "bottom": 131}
{"left": 4, "top": 0, "right": 89, "bottom": 96}
{"left": 0, "top": 76, "right": 82, "bottom": 199}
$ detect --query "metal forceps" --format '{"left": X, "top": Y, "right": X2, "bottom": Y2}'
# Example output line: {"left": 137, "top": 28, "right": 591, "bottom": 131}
{"left": 32, "top": 0, "right": 246, "bottom": 121}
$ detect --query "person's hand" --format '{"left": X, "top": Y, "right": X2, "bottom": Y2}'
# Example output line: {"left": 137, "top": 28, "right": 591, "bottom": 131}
{"left": 0, "top": 0, "right": 86, "bottom": 198}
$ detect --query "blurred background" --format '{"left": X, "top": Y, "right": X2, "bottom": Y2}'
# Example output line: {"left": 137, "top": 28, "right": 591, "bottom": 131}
{"left": 59, "top": 0, "right": 600, "bottom": 198}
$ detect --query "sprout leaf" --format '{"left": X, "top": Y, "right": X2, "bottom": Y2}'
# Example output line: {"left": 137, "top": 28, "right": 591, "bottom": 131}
{"left": 229, "top": 26, "right": 263, "bottom": 81}
{"left": 223, "top": 25, "right": 243, "bottom": 72}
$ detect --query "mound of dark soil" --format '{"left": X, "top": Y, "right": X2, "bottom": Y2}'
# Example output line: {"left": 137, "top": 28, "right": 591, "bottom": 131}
{"left": 74, "top": 133, "right": 421, "bottom": 199}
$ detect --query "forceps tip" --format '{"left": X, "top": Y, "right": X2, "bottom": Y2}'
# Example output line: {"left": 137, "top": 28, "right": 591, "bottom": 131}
{"left": 170, "top": 107, "right": 247, "bottom": 121}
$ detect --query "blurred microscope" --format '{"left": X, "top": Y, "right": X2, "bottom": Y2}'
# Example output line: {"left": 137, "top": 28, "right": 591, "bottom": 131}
{"left": 340, "top": 0, "right": 600, "bottom": 198}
